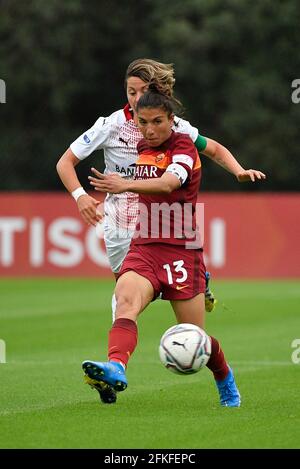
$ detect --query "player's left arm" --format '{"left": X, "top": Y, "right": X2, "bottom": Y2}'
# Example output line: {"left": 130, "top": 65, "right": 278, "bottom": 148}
{"left": 89, "top": 167, "right": 180, "bottom": 195}
{"left": 195, "top": 135, "right": 266, "bottom": 183}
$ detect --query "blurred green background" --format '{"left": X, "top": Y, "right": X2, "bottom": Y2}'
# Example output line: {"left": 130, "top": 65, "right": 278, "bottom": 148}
{"left": 0, "top": 0, "right": 299, "bottom": 192}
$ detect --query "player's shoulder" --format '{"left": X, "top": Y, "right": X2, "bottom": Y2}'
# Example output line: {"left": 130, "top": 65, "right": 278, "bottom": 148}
{"left": 169, "top": 132, "right": 198, "bottom": 163}
{"left": 93, "top": 108, "right": 126, "bottom": 128}
{"left": 173, "top": 115, "right": 198, "bottom": 142}
{"left": 170, "top": 130, "right": 194, "bottom": 148}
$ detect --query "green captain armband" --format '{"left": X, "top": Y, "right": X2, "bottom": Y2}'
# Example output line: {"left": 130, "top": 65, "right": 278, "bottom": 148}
{"left": 195, "top": 134, "right": 207, "bottom": 152}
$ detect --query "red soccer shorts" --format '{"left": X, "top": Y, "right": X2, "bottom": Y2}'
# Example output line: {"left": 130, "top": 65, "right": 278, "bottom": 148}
{"left": 118, "top": 243, "right": 206, "bottom": 300}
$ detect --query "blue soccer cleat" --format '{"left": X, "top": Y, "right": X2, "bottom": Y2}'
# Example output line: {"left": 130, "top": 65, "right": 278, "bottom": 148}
{"left": 215, "top": 367, "right": 241, "bottom": 407}
{"left": 205, "top": 271, "right": 217, "bottom": 313}
{"left": 82, "top": 360, "right": 127, "bottom": 393}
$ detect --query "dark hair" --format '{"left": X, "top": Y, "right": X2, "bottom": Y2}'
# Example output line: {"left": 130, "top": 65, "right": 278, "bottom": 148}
{"left": 136, "top": 87, "right": 182, "bottom": 116}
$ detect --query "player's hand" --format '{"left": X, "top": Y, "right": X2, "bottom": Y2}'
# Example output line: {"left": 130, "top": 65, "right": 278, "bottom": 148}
{"left": 89, "top": 167, "right": 129, "bottom": 194}
{"left": 236, "top": 169, "right": 266, "bottom": 183}
{"left": 77, "top": 194, "right": 102, "bottom": 226}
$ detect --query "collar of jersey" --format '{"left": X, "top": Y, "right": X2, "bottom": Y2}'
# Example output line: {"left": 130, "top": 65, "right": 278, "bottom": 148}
{"left": 123, "top": 103, "right": 134, "bottom": 121}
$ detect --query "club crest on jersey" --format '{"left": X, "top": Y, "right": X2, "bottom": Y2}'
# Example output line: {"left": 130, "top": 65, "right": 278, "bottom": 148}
{"left": 155, "top": 153, "right": 165, "bottom": 163}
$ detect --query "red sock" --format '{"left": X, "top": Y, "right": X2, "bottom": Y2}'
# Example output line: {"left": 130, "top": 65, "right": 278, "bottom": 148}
{"left": 206, "top": 336, "right": 229, "bottom": 381}
{"left": 108, "top": 318, "right": 138, "bottom": 367}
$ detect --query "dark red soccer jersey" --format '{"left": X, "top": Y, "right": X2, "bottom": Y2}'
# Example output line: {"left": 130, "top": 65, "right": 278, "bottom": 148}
{"left": 133, "top": 131, "right": 202, "bottom": 248}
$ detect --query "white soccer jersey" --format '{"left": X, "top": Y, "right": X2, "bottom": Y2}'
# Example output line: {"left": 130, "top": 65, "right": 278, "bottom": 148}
{"left": 70, "top": 105, "right": 199, "bottom": 272}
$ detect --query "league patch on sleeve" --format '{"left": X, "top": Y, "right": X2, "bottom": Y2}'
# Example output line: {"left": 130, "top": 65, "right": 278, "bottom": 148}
{"left": 82, "top": 130, "right": 95, "bottom": 144}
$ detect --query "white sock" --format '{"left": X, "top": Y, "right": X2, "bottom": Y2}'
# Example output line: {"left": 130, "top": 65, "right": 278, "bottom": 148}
{"left": 111, "top": 293, "right": 117, "bottom": 323}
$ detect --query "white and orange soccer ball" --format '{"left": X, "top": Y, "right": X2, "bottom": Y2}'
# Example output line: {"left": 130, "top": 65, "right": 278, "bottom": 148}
{"left": 159, "top": 323, "right": 211, "bottom": 374}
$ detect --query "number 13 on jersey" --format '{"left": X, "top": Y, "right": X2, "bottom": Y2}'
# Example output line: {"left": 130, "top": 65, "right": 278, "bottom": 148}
{"left": 163, "top": 260, "right": 188, "bottom": 285}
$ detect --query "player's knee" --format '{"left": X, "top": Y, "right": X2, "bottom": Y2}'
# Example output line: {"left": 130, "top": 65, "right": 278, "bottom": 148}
{"left": 115, "top": 291, "right": 142, "bottom": 318}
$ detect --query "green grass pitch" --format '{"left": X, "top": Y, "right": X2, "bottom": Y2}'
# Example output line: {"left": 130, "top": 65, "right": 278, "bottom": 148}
{"left": 0, "top": 278, "right": 299, "bottom": 449}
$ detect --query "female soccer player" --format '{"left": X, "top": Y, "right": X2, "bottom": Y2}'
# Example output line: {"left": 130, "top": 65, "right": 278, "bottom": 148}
{"left": 82, "top": 88, "right": 266, "bottom": 406}
{"left": 56, "top": 59, "right": 201, "bottom": 276}
{"left": 56, "top": 58, "right": 244, "bottom": 316}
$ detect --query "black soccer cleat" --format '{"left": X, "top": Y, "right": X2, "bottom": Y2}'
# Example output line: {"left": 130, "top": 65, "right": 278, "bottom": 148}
{"left": 84, "top": 374, "right": 117, "bottom": 404}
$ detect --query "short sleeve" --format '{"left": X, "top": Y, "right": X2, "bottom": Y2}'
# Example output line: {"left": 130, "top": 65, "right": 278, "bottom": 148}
{"left": 170, "top": 134, "right": 197, "bottom": 179}
{"left": 173, "top": 116, "right": 199, "bottom": 143}
{"left": 70, "top": 116, "right": 111, "bottom": 160}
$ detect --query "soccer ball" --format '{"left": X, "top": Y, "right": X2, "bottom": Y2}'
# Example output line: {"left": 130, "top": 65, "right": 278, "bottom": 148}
{"left": 159, "top": 323, "right": 211, "bottom": 374}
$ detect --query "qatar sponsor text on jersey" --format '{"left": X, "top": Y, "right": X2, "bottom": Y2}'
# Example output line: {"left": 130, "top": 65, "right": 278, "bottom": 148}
{"left": 133, "top": 132, "right": 202, "bottom": 249}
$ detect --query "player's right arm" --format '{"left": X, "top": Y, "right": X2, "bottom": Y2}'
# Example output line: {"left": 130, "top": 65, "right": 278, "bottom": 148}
{"left": 56, "top": 148, "right": 102, "bottom": 226}
{"left": 202, "top": 137, "right": 266, "bottom": 182}
{"left": 175, "top": 118, "right": 266, "bottom": 182}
